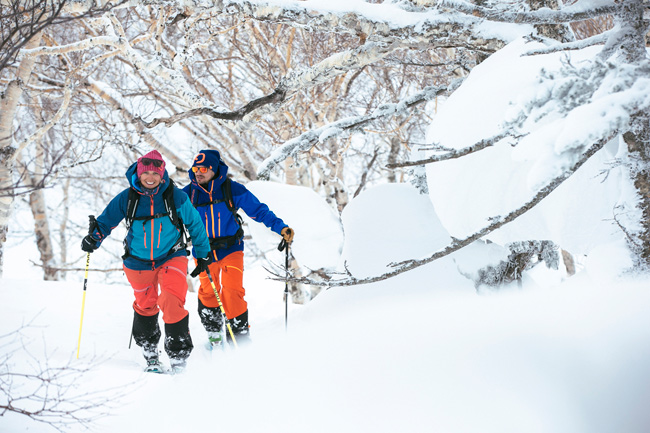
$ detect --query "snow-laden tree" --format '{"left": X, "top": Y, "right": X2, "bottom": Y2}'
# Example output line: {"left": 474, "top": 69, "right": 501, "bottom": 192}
{"left": 1, "top": 0, "right": 649, "bottom": 287}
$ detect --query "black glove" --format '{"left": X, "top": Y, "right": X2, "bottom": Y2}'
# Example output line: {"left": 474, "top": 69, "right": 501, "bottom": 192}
{"left": 190, "top": 257, "right": 211, "bottom": 278}
{"left": 81, "top": 235, "right": 99, "bottom": 253}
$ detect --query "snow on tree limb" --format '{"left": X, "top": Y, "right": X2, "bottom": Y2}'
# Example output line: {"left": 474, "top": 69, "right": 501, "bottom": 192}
{"left": 9, "top": 80, "right": 73, "bottom": 163}
{"left": 16, "top": 0, "right": 508, "bottom": 135}
{"left": 523, "top": 31, "right": 611, "bottom": 56}
{"left": 213, "top": 0, "right": 507, "bottom": 50}
{"left": 386, "top": 131, "right": 514, "bottom": 169}
{"left": 61, "top": 0, "right": 511, "bottom": 50}
{"left": 20, "top": 11, "right": 219, "bottom": 113}
{"left": 257, "top": 84, "right": 449, "bottom": 180}
{"left": 288, "top": 133, "right": 616, "bottom": 287}
{"left": 140, "top": 40, "right": 403, "bottom": 129}
{"left": 439, "top": 0, "right": 620, "bottom": 24}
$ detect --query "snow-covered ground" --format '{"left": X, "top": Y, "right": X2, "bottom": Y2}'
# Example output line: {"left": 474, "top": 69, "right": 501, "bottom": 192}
{"left": 3, "top": 28, "right": 650, "bottom": 433}
{"left": 2, "top": 181, "right": 650, "bottom": 433}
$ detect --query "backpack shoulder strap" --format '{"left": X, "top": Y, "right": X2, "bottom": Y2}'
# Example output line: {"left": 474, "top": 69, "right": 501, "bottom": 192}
{"left": 163, "top": 179, "right": 180, "bottom": 227}
{"left": 221, "top": 178, "right": 243, "bottom": 227}
{"left": 125, "top": 188, "right": 140, "bottom": 230}
{"left": 222, "top": 178, "right": 235, "bottom": 212}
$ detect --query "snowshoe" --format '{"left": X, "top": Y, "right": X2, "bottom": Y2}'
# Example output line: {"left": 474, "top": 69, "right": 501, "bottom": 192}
{"left": 144, "top": 358, "right": 165, "bottom": 374}
{"left": 169, "top": 358, "right": 187, "bottom": 375}
{"left": 207, "top": 330, "right": 225, "bottom": 351}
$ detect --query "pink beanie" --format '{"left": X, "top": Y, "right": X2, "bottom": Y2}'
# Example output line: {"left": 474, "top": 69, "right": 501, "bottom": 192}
{"left": 137, "top": 150, "right": 165, "bottom": 178}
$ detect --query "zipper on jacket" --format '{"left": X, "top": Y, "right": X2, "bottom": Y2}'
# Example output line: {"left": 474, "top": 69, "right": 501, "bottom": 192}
{"left": 157, "top": 222, "right": 162, "bottom": 248}
{"left": 218, "top": 212, "right": 221, "bottom": 237}
{"left": 150, "top": 197, "right": 154, "bottom": 261}
{"left": 210, "top": 202, "right": 216, "bottom": 238}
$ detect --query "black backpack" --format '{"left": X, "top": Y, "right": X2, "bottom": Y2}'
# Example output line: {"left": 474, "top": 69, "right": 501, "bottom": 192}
{"left": 191, "top": 178, "right": 243, "bottom": 250}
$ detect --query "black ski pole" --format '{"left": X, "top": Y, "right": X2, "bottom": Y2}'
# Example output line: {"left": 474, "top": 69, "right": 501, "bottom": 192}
{"left": 278, "top": 238, "right": 290, "bottom": 331}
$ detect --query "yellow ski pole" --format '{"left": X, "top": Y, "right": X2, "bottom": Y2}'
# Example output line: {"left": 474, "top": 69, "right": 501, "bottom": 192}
{"left": 76, "top": 252, "right": 91, "bottom": 359}
{"left": 205, "top": 271, "right": 238, "bottom": 349}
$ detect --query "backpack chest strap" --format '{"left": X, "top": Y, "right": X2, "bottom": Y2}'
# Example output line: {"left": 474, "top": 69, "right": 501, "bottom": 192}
{"left": 193, "top": 198, "right": 226, "bottom": 208}
{"left": 132, "top": 212, "right": 171, "bottom": 224}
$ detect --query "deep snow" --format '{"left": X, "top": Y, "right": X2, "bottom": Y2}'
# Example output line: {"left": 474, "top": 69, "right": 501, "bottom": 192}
{"left": 3, "top": 8, "right": 650, "bottom": 432}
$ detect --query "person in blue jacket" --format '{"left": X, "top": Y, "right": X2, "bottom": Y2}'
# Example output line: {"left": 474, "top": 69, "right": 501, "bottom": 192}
{"left": 81, "top": 150, "right": 211, "bottom": 373}
{"left": 183, "top": 149, "right": 294, "bottom": 347}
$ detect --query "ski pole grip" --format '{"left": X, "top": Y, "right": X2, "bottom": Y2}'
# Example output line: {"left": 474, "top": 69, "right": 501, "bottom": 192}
{"left": 88, "top": 215, "right": 97, "bottom": 234}
{"left": 278, "top": 238, "right": 287, "bottom": 252}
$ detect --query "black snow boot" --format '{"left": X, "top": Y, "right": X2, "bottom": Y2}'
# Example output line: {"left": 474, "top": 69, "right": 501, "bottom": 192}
{"left": 132, "top": 311, "right": 161, "bottom": 361}
{"left": 164, "top": 314, "right": 193, "bottom": 365}
{"left": 226, "top": 310, "right": 251, "bottom": 344}
{"left": 197, "top": 299, "right": 224, "bottom": 333}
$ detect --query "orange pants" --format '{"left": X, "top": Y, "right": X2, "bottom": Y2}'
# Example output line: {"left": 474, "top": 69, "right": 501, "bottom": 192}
{"left": 123, "top": 256, "right": 189, "bottom": 324}
{"left": 197, "top": 251, "right": 246, "bottom": 319}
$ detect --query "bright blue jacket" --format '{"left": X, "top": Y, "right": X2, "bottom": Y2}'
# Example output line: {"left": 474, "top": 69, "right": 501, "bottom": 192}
{"left": 90, "top": 162, "right": 211, "bottom": 271}
{"left": 182, "top": 150, "right": 287, "bottom": 261}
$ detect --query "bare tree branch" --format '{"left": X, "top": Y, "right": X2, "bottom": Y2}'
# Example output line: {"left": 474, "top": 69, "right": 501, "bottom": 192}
{"left": 258, "top": 83, "right": 451, "bottom": 180}
{"left": 0, "top": 322, "right": 135, "bottom": 432}
{"left": 0, "top": 0, "right": 123, "bottom": 72}
{"left": 138, "top": 40, "right": 404, "bottom": 130}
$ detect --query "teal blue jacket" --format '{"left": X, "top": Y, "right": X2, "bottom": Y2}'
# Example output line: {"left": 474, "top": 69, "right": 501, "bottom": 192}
{"left": 90, "top": 162, "right": 211, "bottom": 270}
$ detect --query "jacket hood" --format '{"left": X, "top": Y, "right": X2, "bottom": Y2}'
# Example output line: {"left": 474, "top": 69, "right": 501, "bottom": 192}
{"left": 188, "top": 149, "right": 229, "bottom": 190}
{"left": 126, "top": 161, "right": 171, "bottom": 194}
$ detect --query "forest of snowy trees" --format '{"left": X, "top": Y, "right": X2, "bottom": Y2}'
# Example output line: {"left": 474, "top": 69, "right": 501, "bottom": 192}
{"left": 1, "top": 0, "right": 649, "bottom": 287}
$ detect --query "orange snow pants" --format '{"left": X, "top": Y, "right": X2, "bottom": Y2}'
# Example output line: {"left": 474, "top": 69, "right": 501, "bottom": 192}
{"left": 196, "top": 251, "right": 246, "bottom": 320}
{"left": 123, "top": 256, "right": 190, "bottom": 324}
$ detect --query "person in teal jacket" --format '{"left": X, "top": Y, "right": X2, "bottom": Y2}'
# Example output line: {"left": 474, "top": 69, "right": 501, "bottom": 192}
{"left": 81, "top": 150, "right": 211, "bottom": 373}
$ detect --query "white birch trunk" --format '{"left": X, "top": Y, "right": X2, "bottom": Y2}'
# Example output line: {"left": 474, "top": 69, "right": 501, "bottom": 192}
{"left": 60, "top": 177, "right": 71, "bottom": 278}
{"left": 27, "top": 146, "right": 58, "bottom": 280}
{"left": 0, "top": 32, "right": 43, "bottom": 278}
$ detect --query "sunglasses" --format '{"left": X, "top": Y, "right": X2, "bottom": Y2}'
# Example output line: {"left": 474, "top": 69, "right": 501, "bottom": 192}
{"left": 192, "top": 166, "right": 210, "bottom": 173}
{"left": 141, "top": 158, "right": 163, "bottom": 168}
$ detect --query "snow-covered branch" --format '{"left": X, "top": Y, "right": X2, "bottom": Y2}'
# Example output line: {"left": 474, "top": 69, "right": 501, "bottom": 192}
{"left": 439, "top": 0, "right": 620, "bottom": 24}
{"left": 140, "top": 40, "right": 404, "bottom": 130}
{"left": 9, "top": 79, "right": 73, "bottom": 164}
{"left": 386, "top": 130, "right": 512, "bottom": 168}
{"left": 213, "top": 0, "right": 507, "bottom": 51}
{"left": 523, "top": 30, "right": 611, "bottom": 56}
{"left": 257, "top": 84, "right": 449, "bottom": 180}
{"left": 289, "top": 133, "right": 615, "bottom": 287}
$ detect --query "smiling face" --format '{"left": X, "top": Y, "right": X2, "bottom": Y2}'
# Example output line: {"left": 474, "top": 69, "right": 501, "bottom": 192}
{"left": 140, "top": 171, "right": 162, "bottom": 189}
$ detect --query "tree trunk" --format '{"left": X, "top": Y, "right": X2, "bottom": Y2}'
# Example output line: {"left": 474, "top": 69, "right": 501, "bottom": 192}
{"left": 624, "top": 122, "right": 650, "bottom": 269}
{"left": 0, "top": 32, "right": 43, "bottom": 278}
{"left": 60, "top": 177, "right": 70, "bottom": 278}
{"left": 618, "top": 1, "right": 650, "bottom": 268}
{"left": 561, "top": 249, "right": 576, "bottom": 276}
{"left": 387, "top": 136, "right": 401, "bottom": 184}
{"left": 27, "top": 143, "right": 58, "bottom": 280}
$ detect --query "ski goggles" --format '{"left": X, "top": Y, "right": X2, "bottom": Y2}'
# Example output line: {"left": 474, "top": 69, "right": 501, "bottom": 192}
{"left": 140, "top": 158, "right": 164, "bottom": 167}
{"left": 192, "top": 166, "right": 210, "bottom": 173}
